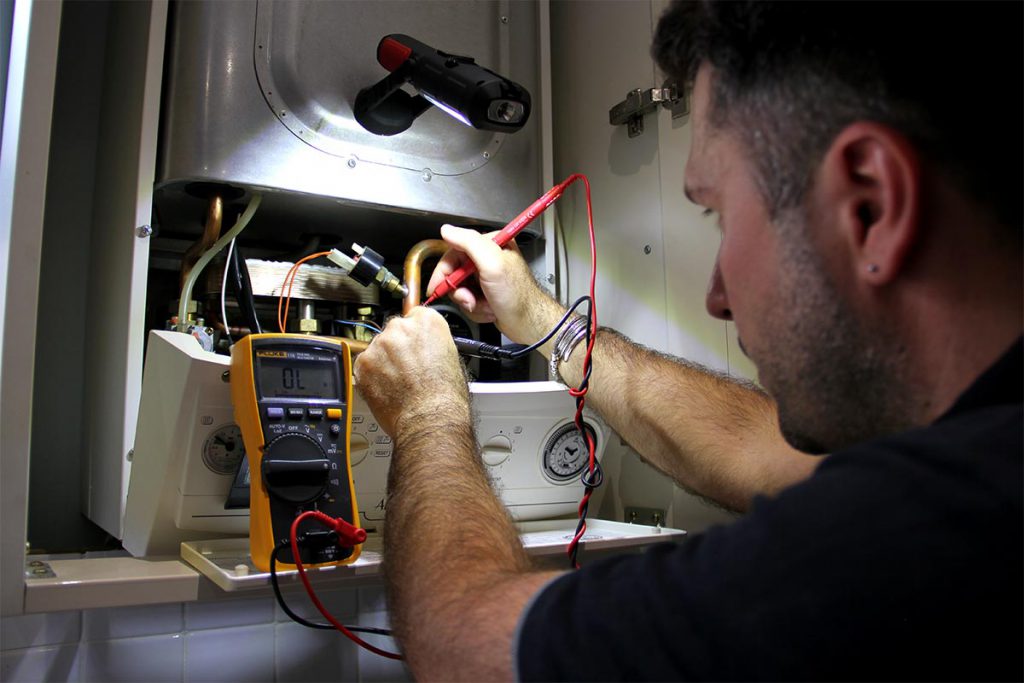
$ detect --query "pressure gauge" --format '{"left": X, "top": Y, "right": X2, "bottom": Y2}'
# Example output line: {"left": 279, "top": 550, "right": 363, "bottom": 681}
{"left": 542, "top": 422, "right": 597, "bottom": 483}
{"left": 202, "top": 424, "right": 246, "bottom": 475}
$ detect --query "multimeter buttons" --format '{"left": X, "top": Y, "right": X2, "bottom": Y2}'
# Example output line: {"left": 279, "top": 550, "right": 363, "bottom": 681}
{"left": 261, "top": 432, "right": 331, "bottom": 504}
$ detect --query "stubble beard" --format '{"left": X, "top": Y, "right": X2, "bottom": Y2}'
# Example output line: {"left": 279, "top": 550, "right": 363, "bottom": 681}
{"left": 753, "top": 211, "right": 913, "bottom": 454}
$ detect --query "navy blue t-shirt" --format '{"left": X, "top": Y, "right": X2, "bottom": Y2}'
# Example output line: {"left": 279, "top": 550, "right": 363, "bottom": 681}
{"left": 517, "top": 340, "right": 1022, "bottom": 681}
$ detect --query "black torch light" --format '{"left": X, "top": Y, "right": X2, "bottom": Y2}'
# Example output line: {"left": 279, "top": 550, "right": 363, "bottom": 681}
{"left": 354, "top": 34, "right": 531, "bottom": 136}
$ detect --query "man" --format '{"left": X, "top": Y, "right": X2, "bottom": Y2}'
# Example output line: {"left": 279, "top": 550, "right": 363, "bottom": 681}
{"left": 355, "top": 1, "right": 1022, "bottom": 680}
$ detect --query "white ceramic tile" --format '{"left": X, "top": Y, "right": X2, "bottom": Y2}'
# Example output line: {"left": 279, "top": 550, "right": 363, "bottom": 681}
{"left": 0, "top": 645, "right": 82, "bottom": 682}
{"left": 274, "top": 622, "right": 359, "bottom": 683}
{"left": 351, "top": 611, "right": 409, "bottom": 683}
{"left": 272, "top": 585, "right": 357, "bottom": 625}
{"left": 184, "top": 624, "right": 273, "bottom": 683}
{"left": 184, "top": 596, "right": 275, "bottom": 631}
{"left": 82, "top": 603, "right": 183, "bottom": 641}
{"left": 1, "top": 612, "right": 81, "bottom": 651}
{"left": 80, "top": 634, "right": 183, "bottom": 683}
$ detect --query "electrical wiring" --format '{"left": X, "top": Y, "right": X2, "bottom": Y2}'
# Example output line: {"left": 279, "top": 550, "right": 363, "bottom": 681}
{"left": 269, "top": 543, "right": 393, "bottom": 636}
{"left": 230, "top": 242, "right": 262, "bottom": 334}
{"left": 177, "top": 194, "right": 262, "bottom": 332}
{"left": 220, "top": 238, "right": 236, "bottom": 344}
{"left": 448, "top": 175, "right": 600, "bottom": 568}
{"left": 507, "top": 295, "right": 592, "bottom": 358}
{"left": 288, "top": 512, "right": 404, "bottom": 660}
{"left": 277, "top": 251, "right": 332, "bottom": 333}
{"left": 451, "top": 297, "right": 591, "bottom": 361}
{"left": 560, "top": 174, "right": 599, "bottom": 570}
{"left": 334, "top": 320, "right": 382, "bottom": 335}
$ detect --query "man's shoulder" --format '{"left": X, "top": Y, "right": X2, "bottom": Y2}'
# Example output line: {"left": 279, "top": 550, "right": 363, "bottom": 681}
{"left": 816, "top": 398, "right": 1022, "bottom": 505}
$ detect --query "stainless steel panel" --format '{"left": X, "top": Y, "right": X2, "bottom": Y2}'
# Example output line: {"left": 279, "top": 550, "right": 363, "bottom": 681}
{"left": 157, "top": 0, "right": 542, "bottom": 226}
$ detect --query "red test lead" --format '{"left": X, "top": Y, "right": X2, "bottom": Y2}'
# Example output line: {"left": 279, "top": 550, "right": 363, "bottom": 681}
{"left": 422, "top": 175, "right": 580, "bottom": 306}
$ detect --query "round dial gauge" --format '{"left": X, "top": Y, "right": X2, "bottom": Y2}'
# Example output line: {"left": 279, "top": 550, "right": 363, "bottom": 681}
{"left": 202, "top": 424, "right": 246, "bottom": 475}
{"left": 542, "top": 422, "right": 597, "bottom": 482}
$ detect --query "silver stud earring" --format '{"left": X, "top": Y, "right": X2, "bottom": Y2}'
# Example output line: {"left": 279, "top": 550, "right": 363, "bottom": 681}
{"left": 867, "top": 264, "right": 880, "bottom": 274}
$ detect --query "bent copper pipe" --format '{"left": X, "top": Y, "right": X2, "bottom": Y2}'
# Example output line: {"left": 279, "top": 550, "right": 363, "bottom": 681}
{"left": 180, "top": 195, "right": 224, "bottom": 290}
{"left": 402, "top": 239, "right": 448, "bottom": 315}
{"left": 346, "top": 339, "right": 369, "bottom": 355}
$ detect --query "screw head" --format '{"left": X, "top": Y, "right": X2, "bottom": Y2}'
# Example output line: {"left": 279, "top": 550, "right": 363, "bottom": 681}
{"left": 500, "top": 15, "right": 509, "bottom": 23}
{"left": 643, "top": 244, "right": 652, "bottom": 254}
{"left": 422, "top": 169, "right": 433, "bottom": 182}
{"left": 546, "top": 273, "right": 555, "bottom": 284}
{"left": 347, "top": 158, "right": 357, "bottom": 168}
{"left": 137, "top": 224, "right": 153, "bottom": 238}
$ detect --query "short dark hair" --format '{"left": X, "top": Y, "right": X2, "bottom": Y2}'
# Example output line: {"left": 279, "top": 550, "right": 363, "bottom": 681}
{"left": 653, "top": 1, "right": 1022, "bottom": 236}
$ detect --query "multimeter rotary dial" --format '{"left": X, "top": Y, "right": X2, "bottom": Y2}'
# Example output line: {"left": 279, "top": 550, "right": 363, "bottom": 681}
{"left": 542, "top": 422, "right": 597, "bottom": 482}
{"left": 261, "top": 432, "right": 331, "bottom": 504}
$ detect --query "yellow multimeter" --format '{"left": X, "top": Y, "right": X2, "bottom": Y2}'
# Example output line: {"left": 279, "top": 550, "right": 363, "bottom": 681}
{"left": 230, "top": 333, "right": 361, "bottom": 572}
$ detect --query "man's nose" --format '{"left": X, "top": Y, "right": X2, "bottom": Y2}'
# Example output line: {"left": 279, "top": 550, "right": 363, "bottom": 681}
{"left": 705, "top": 260, "right": 732, "bottom": 321}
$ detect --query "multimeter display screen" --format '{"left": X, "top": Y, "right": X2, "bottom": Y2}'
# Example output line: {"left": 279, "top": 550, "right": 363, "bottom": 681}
{"left": 257, "top": 355, "right": 338, "bottom": 399}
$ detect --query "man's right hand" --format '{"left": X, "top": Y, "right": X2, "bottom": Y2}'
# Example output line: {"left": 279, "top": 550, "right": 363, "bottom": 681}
{"left": 426, "top": 224, "right": 552, "bottom": 344}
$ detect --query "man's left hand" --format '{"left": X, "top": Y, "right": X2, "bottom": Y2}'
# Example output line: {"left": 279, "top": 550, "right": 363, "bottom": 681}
{"left": 353, "top": 306, "right": 469, "bottom": 439}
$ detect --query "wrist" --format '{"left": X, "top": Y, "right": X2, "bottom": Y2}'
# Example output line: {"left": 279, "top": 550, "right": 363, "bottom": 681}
{"left": 512, "top": 290, "right": 570, "bottom": 351}
{"left": 391, "top": 396, "right": 472, "bottom": 447}
{"left": 549, "top": 314, "right": 590, "bottom": 382}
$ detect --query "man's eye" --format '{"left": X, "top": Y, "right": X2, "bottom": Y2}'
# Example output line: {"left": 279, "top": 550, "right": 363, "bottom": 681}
{"left": 701, "top": 208, "right": 715, "bottom": 218}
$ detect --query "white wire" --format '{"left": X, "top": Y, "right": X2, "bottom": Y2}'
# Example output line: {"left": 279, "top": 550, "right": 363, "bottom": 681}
{"left": 177, "top": 193, "right": 262, "bottom": 332}
{"left": 220, "top": 238, "right": 236, "bottom": 344}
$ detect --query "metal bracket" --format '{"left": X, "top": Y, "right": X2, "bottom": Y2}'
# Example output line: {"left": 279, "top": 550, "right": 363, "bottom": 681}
{"left": 624, "top": 506, "right": 665, "bottom": 527}
{"left": 608, "top": 82, "right": 688, "bottom": 138}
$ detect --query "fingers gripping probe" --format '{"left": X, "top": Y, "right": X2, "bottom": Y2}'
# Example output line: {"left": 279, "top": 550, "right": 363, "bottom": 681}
{"left": 422, "top": 175, "right": 578, "bottom": 306}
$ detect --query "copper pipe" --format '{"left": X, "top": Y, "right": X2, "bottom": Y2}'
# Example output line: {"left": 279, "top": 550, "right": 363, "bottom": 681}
{"left": 180, "top": 195, "right": 224, "bottom": 290}
{"left": 346, "top": 339, "right": 369, "bottom": 355}
{"left": 402, "top": 239, "right": 448, "bottom": 315}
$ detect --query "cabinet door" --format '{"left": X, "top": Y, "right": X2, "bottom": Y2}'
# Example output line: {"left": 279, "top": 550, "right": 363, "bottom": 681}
{"left": 551, "top": 0, "right": 750, "bottom": 532}
{"left": 79, "top": 0, "right": 167, "bottom": 540}
{"left": 0, "top": 0, "right": 62, "bottom": 617}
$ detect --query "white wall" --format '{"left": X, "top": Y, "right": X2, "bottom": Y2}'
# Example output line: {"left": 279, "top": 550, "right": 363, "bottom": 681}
{"left": 550, "top": 0, "right": 752, "bottom": 532}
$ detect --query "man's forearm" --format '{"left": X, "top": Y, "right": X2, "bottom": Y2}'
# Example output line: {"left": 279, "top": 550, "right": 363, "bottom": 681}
{"left": 383, "top": 399, "right": 558, "bottom": 678}
{"left": 522, "top": 294, "right": 819, "bottom": 511}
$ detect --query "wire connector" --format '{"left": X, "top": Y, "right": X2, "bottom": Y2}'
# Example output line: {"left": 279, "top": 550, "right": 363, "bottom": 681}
{"left": 453, "top": 337, "right": 525, "bottom": 360}
{"left": 350, "top": 244, "right": 408, "bottom": 298}
{"left": 329, "top": 244, "right": 409, "bottom": 298}
{"left": 327, "top": 248, "right": 357, "bottom": 273}
{"left": 304, "top": 510, "right": 368, "bottom": 548}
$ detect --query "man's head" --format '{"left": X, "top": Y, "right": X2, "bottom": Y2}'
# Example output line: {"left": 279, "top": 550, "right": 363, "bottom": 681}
{"left": 653, "top": 1, "right": 1022, "bottom": 453}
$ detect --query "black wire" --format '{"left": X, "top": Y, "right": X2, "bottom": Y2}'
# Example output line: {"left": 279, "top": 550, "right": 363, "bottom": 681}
{"left": 231, "top": 243, "right": 262, "bottom": 334}
{"left": 269, "top": 542, "right": 393, "bottom": 636}
{"left": 508, "top": 296, "right": 593, "bottom": 358}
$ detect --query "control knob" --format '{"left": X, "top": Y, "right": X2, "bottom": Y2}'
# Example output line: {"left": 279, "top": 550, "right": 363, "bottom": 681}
{"left": 261, "top": 432, "right": 330, "bottom": 504}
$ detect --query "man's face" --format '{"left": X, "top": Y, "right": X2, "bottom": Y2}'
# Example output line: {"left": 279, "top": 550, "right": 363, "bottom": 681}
{"left": 684, "top": 66, "right": 905, "bottom": 454}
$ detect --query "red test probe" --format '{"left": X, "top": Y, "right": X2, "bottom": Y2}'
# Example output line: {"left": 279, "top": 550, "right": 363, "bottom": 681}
{"left": 422, "top": 175, "right": 578, "bottom": 306}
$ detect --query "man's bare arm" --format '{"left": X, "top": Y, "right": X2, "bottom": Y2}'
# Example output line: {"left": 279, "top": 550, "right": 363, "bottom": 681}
{"left": 355, "top": 308, "right": 561, "bottom": 680}
{"left": 553, "top": 318, "right": 820, "bottom": 512}
{"left": 430, "top": 226, "right": 820, "bottom": 512}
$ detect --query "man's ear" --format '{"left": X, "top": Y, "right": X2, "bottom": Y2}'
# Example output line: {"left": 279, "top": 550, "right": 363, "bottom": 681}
{"left": 816, "top": 122, "right": 922, "bottom": 286}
